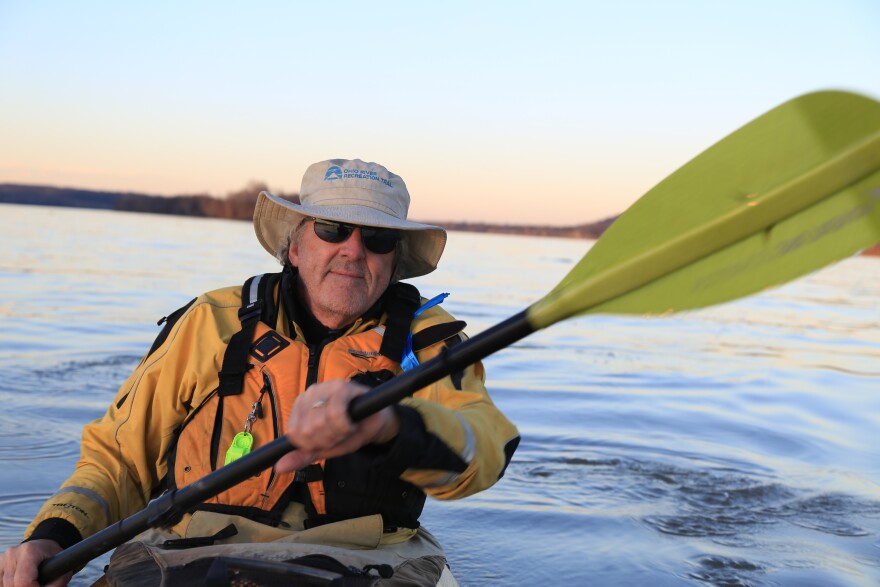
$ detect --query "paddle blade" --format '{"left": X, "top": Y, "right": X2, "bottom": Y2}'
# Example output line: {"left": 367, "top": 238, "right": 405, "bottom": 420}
{"left": 528, "top": 90, "right": 880, "bottom": 329}
{"left": 590, "top": 175, "right": 880, "bottom": 315}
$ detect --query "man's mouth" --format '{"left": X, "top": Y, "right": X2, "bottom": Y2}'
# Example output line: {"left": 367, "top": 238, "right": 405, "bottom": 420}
{"left": 327, "top": 264, "right": 366, "bottom": 279}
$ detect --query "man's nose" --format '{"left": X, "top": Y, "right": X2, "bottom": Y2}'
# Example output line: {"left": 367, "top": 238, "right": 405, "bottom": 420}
{"left": 338, "top": 227, "right": 367, "bottom": 258}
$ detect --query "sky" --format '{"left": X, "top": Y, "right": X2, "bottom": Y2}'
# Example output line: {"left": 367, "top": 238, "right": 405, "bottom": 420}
{"left": 1, "top": 1, "right": 878, "bottom": 225}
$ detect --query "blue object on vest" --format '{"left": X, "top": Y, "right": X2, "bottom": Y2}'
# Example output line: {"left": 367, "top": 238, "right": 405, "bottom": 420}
{"left": 400, "top": 293, "right": 449, "bottom": 372}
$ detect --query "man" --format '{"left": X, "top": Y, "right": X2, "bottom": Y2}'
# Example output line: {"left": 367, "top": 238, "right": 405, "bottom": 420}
{"left": 1, "top": 159, "right": 520, "bottom": 586}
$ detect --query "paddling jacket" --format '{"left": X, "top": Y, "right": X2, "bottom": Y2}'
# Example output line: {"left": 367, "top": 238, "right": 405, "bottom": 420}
{"left": 25, "top": 271, "right": 520, "bottom": 547}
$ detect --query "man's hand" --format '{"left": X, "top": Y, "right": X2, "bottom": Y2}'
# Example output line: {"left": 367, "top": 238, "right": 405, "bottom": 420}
{"left": 275, "top": 379, "right": 400, "bottom": 473}
{"left": 0, "top": 539, "right": 71, "bottom": 587}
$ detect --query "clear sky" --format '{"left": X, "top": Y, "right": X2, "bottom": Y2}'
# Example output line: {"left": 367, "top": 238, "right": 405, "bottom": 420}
{"left": 1, "top": 1, "right": 878, "bottom": 225}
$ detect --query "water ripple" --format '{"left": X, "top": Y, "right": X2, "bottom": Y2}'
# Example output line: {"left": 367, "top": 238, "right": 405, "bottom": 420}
{"left": 645, "top": 480, "right": 879, "bottom": 541}
{"left": 504, "top": 453, "right": 880, "bottom": 547}
{"left": 686, "top": 555, "right": 768, "bottom": 587}
{"left": 0, "top": 493, "right": 51, "bottom": 530}
{"left": 31, "top": 354, "right": 141, "bottom": 386}
{"left": 0, "top": 432, "right": 79, "bottom": 461}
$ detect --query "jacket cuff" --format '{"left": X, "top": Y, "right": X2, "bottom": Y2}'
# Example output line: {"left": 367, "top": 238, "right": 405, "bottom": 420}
{"left": 379, "top": 405, "right": 468, "bottom": 476}
{"left": 24, "top": 518, "right": 83, "bottom": 550}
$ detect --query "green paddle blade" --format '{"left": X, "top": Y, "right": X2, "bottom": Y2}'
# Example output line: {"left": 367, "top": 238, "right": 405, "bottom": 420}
{"left": 528, "top": 90, "right": 880, "bottom": 329}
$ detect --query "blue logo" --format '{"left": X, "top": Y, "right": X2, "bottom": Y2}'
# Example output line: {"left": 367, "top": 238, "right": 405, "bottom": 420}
{"left": 324, "top": 166, "right": 343, "bottom": 181}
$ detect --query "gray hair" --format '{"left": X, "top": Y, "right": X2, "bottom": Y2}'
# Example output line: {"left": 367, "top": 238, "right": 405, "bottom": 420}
{"left": 275, "top": 219, "right": 309, "bottom": 263}
{"left": 276, "top": 218, "right": 407, "bottom": 283}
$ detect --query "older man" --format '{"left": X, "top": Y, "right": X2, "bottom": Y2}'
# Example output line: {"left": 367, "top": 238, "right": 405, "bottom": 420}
{"left": 1, "top": 159, "right": 519, "bottom": 586}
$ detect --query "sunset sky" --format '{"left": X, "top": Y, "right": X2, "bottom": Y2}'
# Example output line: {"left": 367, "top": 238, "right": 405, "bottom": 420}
{"left": 1, "top": 1, "right": 878, "bottom": 225}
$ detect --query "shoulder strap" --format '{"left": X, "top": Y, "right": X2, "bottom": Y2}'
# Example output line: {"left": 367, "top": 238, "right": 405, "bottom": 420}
{"left": 258, "top": 272, "right": 282, "bottom": 328}
{"left": 377, "top": 282, "right": 421, "bottom": 362}
{"left": 144, "top": 297, "right": 198, "bottom": 361}
{"left": 217, "top": 273, "right": 281, "bottom": 396}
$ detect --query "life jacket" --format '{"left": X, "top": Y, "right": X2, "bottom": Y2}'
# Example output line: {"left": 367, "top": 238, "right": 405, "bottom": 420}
{"left": 165, "top": 272, "right": 452, "bottom": 530}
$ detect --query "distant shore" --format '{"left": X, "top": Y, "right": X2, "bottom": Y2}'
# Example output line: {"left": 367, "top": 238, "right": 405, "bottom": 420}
{"left": 0, "top": 182, "right": 616, "bottom": 240}
{"left": 1, "top": 182, "right": 877, "bottom": 255}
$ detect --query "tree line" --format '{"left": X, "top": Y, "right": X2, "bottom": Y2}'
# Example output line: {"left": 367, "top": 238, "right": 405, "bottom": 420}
{"left": 114, "top": 181, "right": 299, "bottom": 220}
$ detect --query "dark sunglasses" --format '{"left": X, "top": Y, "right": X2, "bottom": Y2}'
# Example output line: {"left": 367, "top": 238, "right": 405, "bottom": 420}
{"left": 312, "top": 218, "right": 401, "bottom": 255}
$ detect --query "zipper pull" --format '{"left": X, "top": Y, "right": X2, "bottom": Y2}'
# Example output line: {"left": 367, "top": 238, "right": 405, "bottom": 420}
{"left": 242, "top": 399, "right": 261, "bottom": 434}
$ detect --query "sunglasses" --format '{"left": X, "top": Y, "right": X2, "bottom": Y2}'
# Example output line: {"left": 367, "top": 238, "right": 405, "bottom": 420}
{"left": 312, "top": 218, "right": 401, "bottom": 255}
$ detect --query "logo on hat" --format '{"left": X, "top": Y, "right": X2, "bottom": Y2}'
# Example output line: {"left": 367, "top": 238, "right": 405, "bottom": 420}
{"left": 324, "top": 166, "right": 343, "bottom": 181}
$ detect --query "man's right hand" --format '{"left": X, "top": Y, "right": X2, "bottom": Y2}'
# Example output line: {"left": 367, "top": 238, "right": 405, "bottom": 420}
{"left": 0, "top": 539, "right": 70, "bottom": 587}
{"left": 275, "top": 379, "right": 401, "bottom": 475}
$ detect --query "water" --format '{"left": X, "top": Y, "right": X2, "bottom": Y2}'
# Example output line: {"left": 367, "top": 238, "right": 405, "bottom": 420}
{"left": 1, "top": 204, "right": 878, "bottom": 586}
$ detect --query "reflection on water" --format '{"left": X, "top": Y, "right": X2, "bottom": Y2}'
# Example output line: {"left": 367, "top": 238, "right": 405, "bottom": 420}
{"left": 0, "top": 204, "right": 878, "bottom": 586}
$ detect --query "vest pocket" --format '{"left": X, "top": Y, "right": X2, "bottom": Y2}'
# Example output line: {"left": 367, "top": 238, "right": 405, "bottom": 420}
{"left": 172, "top": 369, "right": 285, "bottom": 509}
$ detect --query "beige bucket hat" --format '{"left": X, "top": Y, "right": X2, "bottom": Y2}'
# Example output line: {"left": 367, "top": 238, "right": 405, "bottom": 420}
{"left": 254, "top": 159, "right": 447, "bottom": 279}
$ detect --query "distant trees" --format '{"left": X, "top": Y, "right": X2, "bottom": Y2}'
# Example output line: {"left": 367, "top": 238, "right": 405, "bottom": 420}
{"left": 113, "top": 181, "right": 299, "bottom": 220}
{"left": 0, "top": 181, "right": 301, "bottom": 220}
{"left": 219, "top": 181, "right": 300, "bottom": 219}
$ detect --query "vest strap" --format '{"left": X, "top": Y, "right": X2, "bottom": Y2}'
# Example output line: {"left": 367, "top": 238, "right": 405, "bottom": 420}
{"left": 160, "top": 523, "right": 238, "bottom": 550}
{"left": 218, "top": 274, "right": 280, "bottom": 396}
{"left": 378, "top": 283, "right": 421, "bottom": 362}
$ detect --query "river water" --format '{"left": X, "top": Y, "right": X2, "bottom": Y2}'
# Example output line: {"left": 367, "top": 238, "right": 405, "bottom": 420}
{"left": 0, "top": 204, "right": 878, "bottom": 586}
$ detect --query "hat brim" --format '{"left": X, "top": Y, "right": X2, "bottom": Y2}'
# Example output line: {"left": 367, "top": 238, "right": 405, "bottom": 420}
{"left": 253, "top": 191, "right": 447, "bottom": 279}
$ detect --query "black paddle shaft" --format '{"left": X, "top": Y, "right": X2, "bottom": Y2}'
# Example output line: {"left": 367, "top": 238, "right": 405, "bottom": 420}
{"left": 38, "top": 310, "right": 533, "bottom": 584}
{"left": 36, "top": 437, "right": 294, "bottom": 583}
{"left": 349, "top": 310, "right": 533, "bottom": 419}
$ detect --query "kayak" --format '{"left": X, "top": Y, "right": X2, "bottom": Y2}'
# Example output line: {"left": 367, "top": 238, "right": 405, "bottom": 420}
{"left": 90, "top": 541, "right": 461, "bottom": 586}
{"left": 87, "top": 511, "right": 461, "bottom": 587}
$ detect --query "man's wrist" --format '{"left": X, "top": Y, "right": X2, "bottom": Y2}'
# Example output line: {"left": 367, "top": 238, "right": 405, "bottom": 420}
{"left": 371, "top": 406, "right": 402, "bottom": 445}
{"left": 24, "top": 518, "right": 82, "bottom": 550}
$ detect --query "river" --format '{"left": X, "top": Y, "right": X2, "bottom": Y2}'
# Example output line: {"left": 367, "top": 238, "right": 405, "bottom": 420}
{"left": 0, "top": 204, "right": 878, "bottom": 586}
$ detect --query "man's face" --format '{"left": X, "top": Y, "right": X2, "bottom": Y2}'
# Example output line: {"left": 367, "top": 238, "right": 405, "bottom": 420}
{"left": 289, "top": 219, "right": 397, "bottom": 329}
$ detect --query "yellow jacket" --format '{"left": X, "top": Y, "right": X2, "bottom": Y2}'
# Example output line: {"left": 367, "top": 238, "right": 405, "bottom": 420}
{"left": 25, "top": 279, "right": 520, "bottom": 543}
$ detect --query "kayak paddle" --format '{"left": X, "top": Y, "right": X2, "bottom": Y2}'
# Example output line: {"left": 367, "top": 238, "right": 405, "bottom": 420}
{"left": 39, "top": 89, "right": 880, "bottom": 584}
